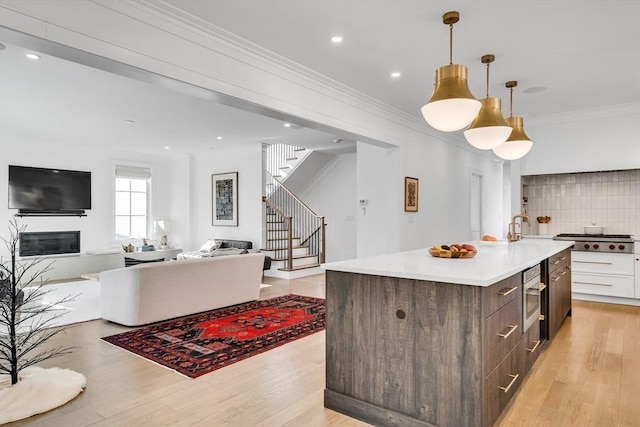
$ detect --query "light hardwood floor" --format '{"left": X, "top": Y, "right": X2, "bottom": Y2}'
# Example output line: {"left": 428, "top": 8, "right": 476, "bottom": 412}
{"left": 5, "top": 274, "right": 640, "bottom": 426}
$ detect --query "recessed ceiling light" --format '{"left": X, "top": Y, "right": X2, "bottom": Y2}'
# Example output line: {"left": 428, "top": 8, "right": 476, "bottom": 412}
{"left": 124, "top": 119, "right": 135, "bottom": 124}
{"left": 523, "top": 86, "right": 547, "bottom": 94}
{"left": 283, "top": 123, "right": 292, "bottom": 128}
{"left": 25, "top": 53, "right": 41, "bottom": 60}
{"left": 331, "top": 36, "right": 343, "bottom": 44}
{"left": 390, "top": 71, "right": 401, "bottom": 78}
{"left": 164, "top": 146, "right": 170, "bottom": 150}
{"left": 216, "top": 136, "right": 223, "bottom": 140}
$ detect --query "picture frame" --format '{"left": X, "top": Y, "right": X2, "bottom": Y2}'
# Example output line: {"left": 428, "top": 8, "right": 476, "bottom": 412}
{"left": 212, "top": 172, "right": 238, "bottom": 226}
{"left": 404, "top": 176, "right": 419, "bottom": 212}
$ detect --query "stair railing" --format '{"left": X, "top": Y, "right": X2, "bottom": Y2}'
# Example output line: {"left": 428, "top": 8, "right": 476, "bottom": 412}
{"left": 262, "top": 197, "right": 294, "bottom": 270}
{"left": 264, "top": 143, "right": 305, "bottom": 183}
{"left": 264, "top": 172, "right": 326, "bottom": 269}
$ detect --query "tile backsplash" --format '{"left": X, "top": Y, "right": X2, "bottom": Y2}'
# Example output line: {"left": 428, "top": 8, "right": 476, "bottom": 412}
{"left": 522, "top": 169, "right": 640, "bottom": 237}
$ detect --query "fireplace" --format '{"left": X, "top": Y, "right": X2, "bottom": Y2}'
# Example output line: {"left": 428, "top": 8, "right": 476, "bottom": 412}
{"left": 19, "top": 231, "right": 80, "bottom": 257}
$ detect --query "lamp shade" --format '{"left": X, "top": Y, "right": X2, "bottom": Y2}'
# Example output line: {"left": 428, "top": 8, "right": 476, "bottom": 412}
{"left": 463, "top": 97, "right": 512, "bottom": 150}
{"left": 492, "top": 116, "right": 533, "bottom": 160}
{"left": 154, "top": 220, "right": 172, "bottom": 234}
{"left": 421, "top": 64, "right": 481, "bottom": 132}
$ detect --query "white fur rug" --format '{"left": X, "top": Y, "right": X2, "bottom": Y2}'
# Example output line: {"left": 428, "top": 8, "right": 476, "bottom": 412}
{"left": 0, "top": 367, "right": 86, "bottom": 424}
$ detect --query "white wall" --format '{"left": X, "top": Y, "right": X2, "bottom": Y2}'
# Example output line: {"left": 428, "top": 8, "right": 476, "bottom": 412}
{"left": 356, "top": 142, "right": 402, "bottom": 257}
{"left": 188, "top": 144, "right": 263, "bottom": 252}
{"left": 299, "top": 153, "right": 357, "bottom": 262}
{"left": 398, "top": 136, "right": 506, "bottom": 246}
{"left": 0, "top": 137, "right": 175, "bottom": 257}
{"left": 521, "top": 109, "right": 640, "bottom": 175}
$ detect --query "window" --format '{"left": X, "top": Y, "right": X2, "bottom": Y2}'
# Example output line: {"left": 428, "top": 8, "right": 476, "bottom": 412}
{"left": 115, "top": 165, "right": 151, "bottom": 239}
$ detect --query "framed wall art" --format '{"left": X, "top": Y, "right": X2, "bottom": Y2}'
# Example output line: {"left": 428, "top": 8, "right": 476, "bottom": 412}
{"left": 404, "top": 176, "right": 419, "bottom": 212}
{"left": 212, "top": 172, "right": 238, "bottom": 226}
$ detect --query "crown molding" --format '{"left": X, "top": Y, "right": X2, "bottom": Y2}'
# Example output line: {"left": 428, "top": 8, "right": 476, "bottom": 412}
{"left": 118, "top": 1, "right": 429, "bottom": 131}
{"left": 527, "top": 102, "right": 640, "bottom": 127}
{"left": 119, "top": 1, "right": 499, "bottom": 160}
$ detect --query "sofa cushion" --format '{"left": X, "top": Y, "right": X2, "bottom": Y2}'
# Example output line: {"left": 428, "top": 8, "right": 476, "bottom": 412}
{"left": 218, "top": 240, "right": 252, "bottom": 250}
{"left": 124, "top": 257, "right": 165, "bottom": 267}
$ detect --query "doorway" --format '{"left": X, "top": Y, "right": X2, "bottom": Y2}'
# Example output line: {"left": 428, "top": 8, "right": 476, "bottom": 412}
{"left": 470, "top": 171, "right": 483, "bottom": 240}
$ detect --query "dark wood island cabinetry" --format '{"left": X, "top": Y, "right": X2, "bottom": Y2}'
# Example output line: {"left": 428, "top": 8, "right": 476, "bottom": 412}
{"left": 323, "top": 241, "right": 573, "bottom": 427}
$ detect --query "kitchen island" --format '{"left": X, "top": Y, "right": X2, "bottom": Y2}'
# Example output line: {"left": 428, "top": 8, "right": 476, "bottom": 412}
{"left": 322, "top": 240, "right": 574, "bottom": 427}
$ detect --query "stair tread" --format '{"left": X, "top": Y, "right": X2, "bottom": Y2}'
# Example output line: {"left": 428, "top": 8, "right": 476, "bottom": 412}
{"left": 279, "top": 263, "right": 321, "bottom": 272}
{"left": 267, "top": 237, "right": 300, "bottom": 241}
{"left": 260, "top": 245, "right": 308, "bottom": 251}
{"left": 270, "top": 254, "right": 319, "bottom": 261}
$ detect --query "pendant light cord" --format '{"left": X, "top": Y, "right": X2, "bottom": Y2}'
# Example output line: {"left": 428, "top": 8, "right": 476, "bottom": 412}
{"left": 449, "top": 24, "right": 454, "bottom": 65}
{"left": 509, "top": 87, "right": 514, "bottom": 117}
{"left": 485, "top": 62, "right": 490, "bottom": 98}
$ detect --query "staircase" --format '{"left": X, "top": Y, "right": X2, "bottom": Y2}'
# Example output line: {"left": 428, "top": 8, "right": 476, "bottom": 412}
{"left": 262, "top": 144, "right": 326, "bottom": 278}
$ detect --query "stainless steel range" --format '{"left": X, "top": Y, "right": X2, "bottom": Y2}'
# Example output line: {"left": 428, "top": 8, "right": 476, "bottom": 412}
{"left": 553, "top": 234, "right": 634, "bottom": 253}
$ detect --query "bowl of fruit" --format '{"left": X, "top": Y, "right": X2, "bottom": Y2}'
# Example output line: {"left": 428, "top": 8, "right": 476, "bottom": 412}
{"left": 428, "top": 243, "right": 477, "bottom": 258}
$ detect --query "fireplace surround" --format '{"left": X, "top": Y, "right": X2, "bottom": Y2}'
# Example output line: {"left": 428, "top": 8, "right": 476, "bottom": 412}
{"left": 19, "top": 231, "right": 80, "bottom": 257}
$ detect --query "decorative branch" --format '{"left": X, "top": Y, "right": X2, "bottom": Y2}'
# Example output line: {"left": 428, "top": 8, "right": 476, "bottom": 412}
{"left": 0, "top": 219, "right": 77, "bottom": 385}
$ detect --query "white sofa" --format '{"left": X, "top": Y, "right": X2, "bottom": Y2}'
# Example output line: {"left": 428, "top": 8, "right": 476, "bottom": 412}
{"left": 100, "top": 253, "right": 265, "bottom": 326}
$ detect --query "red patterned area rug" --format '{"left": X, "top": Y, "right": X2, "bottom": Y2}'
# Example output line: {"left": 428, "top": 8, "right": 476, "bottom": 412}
{"left": 101, "top": 294, "right": 325, "bottom": 378}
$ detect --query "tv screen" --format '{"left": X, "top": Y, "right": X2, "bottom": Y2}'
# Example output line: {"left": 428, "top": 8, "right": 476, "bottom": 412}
{"left": 8, "top": 165, "right": 92, "bottom": 211}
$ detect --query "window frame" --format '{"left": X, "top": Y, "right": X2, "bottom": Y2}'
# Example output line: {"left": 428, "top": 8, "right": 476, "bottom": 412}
{"left": 113, "top": 162, "right": 153, "bottom": 241}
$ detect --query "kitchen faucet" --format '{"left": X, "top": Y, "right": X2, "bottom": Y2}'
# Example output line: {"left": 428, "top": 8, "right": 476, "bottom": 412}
{"left": 507, "top": 214, "right": 531, "bottom": 242}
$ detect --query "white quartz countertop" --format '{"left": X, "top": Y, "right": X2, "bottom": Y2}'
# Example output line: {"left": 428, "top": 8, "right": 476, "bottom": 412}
{"left": 322, "top": 240, "right": 575, "bottom": 287}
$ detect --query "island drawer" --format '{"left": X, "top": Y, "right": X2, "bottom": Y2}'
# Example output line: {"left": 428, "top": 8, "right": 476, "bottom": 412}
{"left": 483, "top": 297, "right": 521, "bottom": 376}
{"left": 548, "top": 248, "right": 570, "bottom": 274}
{"left": 483, "top": 344, "right": 523, "bottom": 427}
{"left": 482, "top": 274, "right": 521, "bottom": 318}
{"left": 521, "top": 319, "right": 542, "bottom": 373}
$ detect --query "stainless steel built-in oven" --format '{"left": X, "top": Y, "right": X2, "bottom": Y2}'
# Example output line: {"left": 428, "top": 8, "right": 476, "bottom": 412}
{"left": 522, "top": 264, "right": 541, "bottom": 332}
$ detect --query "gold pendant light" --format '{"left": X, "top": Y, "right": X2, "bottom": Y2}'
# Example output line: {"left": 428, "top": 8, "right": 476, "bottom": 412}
{"left": 421, "top": 11, "right": 481, "bottom": 132}
{"left": 463, "top": 54, "right": 512, "bottom": 150}
{"left": 492, "top": 81, "right": 534, "bottom": 160}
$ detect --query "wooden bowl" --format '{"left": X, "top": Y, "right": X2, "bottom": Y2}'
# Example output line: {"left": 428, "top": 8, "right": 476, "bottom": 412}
{"left": 428, "top": 248, "right": 477, "bottom": 258}
{"left": 428, "top": 248, "right": 440, "bottom": 257}
{"left": 460, "top": 250, "right": 477, "bottom": 258}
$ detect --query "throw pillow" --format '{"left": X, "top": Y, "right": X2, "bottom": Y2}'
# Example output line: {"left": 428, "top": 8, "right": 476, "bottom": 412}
{"left": 213, "top": 240, "right": 224, "bottom": 249}
{"left": 199, "top": 239, "right": 217, "bottom": 252}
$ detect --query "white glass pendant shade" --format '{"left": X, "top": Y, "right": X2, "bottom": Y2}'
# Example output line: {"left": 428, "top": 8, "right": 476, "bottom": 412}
{"left": 463, "top": 97, "right": 512, "bottom": 149}
{"left": 493, "top": 116, "right": 533, "bottom": 160}
{"left": 421, "top": 64, "right": 481, "bottom": 132}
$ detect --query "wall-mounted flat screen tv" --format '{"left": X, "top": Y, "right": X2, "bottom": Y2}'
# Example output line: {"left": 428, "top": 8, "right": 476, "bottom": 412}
{"left": 8, "top": 165, "right": 92, "bottom": 212}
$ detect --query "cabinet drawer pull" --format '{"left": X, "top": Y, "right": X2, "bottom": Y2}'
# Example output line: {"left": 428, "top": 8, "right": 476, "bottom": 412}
{"left": 553, "top": 260, "right": 560, "bottom": 265}
{"left": 498, "top": 286, "right": 518, "bottom": 296}
{"left": 560, "top": 256, "right": 567, "bottom": 261}
{"left": 527, "top": 340, "right": 541, "bottom": 353}
{"left": 498, "top": 324, "right": 518, "bottom": 339}
{"left": 499, "top": 374, "right": 519, "bottom": 393}
{"left": 553, "top": 276, "right": 560, "bottom": 282}
{"left": 574, "top": 281, "right": 613, "bottom": 287}
{"left": 573, "top": 260, "right": 613, "bottom": 265}
{"left": 560, "top": 270, "right": 567, "bottom": 276}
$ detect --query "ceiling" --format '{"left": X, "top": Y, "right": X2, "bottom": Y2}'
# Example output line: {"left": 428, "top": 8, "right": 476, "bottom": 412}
{"left": 1, "top": 1, "right": 639, "bottom": 155}
{"left": 0, "top": 41, "right": 352, "bottom": 156}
